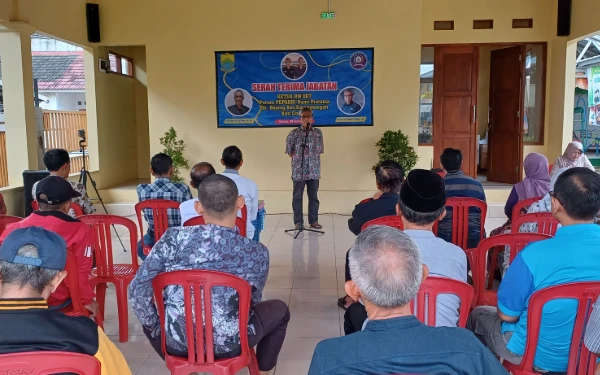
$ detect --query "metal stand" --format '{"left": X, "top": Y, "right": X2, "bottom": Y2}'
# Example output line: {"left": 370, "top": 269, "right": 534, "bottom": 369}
{"left": 284, "top": 126, "right": 325, "bottom": 239}
{"left": 78, "top": 133, "right": 127, "bottom": 252}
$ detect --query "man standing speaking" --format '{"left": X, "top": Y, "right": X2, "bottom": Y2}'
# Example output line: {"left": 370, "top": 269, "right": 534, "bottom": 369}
{"left": 286, "top": 107, "right": 324, "bottom": 230}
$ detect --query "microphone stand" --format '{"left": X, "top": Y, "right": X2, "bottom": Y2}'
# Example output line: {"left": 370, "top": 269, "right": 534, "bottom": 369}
{"left": 285, "top": 124, "right": 325, "bottom": 239}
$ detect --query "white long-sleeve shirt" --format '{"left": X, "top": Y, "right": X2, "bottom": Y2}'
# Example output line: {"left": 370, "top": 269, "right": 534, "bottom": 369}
{"left": 222, "top": 169, "right": 259, "bottom": 240}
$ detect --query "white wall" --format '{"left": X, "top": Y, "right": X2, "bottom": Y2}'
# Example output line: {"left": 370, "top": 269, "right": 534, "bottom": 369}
{"left": 39, "top": 91, "right": 86, "bottom": 111}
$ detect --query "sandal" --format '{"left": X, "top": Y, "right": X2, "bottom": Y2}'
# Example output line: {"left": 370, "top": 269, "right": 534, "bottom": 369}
{"left": 310, "top": 222, "right": 323, "bottom": 229}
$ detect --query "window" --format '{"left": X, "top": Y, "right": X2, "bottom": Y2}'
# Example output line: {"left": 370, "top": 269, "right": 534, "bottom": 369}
{"left": 523, "top": 44, "right": 545, "bottom": 144}
{"left": 108, "top": 51, "right": 133, "bottom": 77}
{"left": 419, "top": 47, "right": 434, "bottom": 145}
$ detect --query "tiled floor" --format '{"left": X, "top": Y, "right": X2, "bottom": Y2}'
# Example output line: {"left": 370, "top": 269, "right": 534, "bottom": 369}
{"left": 103, "top": 213, "right": 506, "bottom": 375}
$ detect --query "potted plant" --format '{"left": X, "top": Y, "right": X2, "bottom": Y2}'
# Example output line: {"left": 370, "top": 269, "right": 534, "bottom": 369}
{"left": 159, "top": 127, "right": 190, "bottom": 183}
{"left": 374, "top": 130, "right": 419, "bottom": 171}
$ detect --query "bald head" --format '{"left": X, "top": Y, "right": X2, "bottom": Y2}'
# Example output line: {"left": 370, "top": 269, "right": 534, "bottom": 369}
{"left": 190, "top": 162, "right": 216, "bottom": 189}
{"left": 349, "top": 226, "right": 423, "bottom": 308}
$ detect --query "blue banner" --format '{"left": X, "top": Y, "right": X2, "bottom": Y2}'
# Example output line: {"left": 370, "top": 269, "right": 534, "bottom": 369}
{"left": 215, "top": 48, "right": 374, "bottom": 128}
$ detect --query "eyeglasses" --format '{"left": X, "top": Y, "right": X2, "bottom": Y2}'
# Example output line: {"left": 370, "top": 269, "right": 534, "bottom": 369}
{"left": 300, "top": 115, "right": 312, "bottom": 119}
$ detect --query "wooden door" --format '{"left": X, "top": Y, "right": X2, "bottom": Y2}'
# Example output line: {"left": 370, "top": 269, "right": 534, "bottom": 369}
{"left": 487, "top": 46, "right": 523, "bottom": 184}
{"left": 433, "top": 46, "right": 479, "bottom": 177}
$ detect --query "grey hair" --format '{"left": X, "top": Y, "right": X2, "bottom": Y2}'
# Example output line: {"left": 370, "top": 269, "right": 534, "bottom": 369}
{"left": 0, "top": 245, "right": 60, "bottom": 293}
{"left": 398, "top": 200, "right": 444, "bottom": 226}
{"left": 349, "top": 225, "right": 422, "bottom": 308}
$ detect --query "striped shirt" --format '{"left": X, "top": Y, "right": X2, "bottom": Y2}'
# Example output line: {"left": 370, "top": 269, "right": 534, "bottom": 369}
{"left": 584, "top": 300, "right": 600, "bottom": 353}
{"left": 438, "top": 171, "right": 487, "bottom": 249}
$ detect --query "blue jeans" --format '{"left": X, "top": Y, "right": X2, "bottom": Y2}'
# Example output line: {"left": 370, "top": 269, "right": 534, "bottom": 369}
{"left": 137, "top": 232, "right": 155, "bottom": 261}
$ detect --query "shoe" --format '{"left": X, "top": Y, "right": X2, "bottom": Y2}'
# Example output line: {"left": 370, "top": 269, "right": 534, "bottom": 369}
{"left": 310, "top": 223, "right": 323, "bottom": 229}
{"left": 295, "top": 223, "right": 304, "bottom": 230}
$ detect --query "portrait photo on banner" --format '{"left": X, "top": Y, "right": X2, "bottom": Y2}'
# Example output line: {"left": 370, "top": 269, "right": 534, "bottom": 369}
{"left": 215, "top": 48, "right": 374, "bottom": 128}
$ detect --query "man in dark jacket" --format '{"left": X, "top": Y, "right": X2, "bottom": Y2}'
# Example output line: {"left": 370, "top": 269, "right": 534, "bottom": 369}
{"left": 348, "top": 160, "right": 404, "bottom": 235}
{"left": 339, "top": 160, "right": 404, "bottom": 310}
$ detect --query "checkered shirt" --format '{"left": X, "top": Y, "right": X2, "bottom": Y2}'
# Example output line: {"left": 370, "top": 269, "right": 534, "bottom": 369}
{"left": 136, "top": 177, "right": 193, "bottom": 234}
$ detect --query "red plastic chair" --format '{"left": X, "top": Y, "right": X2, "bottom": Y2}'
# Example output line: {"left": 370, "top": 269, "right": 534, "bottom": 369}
{"left": 362, "top": 215, "right": 439, "bottom": 234}
{"left": 503, "top": 282, "right": 600, "bottom": 375}
{"left": 183, "top": 216, "right": 247, "bottom": 237}
{"left": 60, "top": 251, "right": 103, "bottom": 329}
{"left": 512, "top": 212, "right": 560, "bottom": 236}
{"left": 0, "top": 351, "right": 101, "bottom": 375}
{"left": 32, "top": 200, "right": 84, "bottom": 216}
{"left": 549, "top": 163, "right": 554, "bottom": 174}
{"left": 511, "top": 196, "right": 543, "bottom": 220}
{"left": 466, "top": 233, "right": 550, "bottom": 307}
{"left": 0, "top": 215, "right": 22, "bottom": 236}
{"left": 135, "top": 199, "right": 181, "bottom": 256}
{"left": 152, "top": 270, "right": 259, "bottom": 375}
{"left": 409, "top": 276, "right": 474, "bottom": 328}
{"left": 79, "top": 214, "right": 139, "bottom": 342}
{"left": 361, "top": 215, "right": 403, "bottom": 231}
{"left": 445, "top": 197, "right": 487, "bottom": 250}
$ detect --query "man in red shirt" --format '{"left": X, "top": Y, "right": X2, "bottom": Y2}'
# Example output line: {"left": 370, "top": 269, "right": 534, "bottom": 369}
{"left": 0, "top": 176, "right": 97, "bottom": 316}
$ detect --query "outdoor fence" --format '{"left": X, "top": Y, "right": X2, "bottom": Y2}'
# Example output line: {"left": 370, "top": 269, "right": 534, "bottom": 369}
{"left": 43, "top": 110, "right": 88, "bottom": 152}
{"left": 0, "top": 110, "right": 89, "bottom": 188}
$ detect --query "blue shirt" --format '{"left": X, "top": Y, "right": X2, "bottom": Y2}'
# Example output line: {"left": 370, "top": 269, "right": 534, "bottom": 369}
{"left": 498, "top": 224, "right": 600, "bottom": 372}
{"left": 341, "top": 101, "right": 362, "bottom": 114}
{"left": 309, "top": 316, "right": 508, "bottom": 375}
{"left": 405, "top": 230, "right": 467, "bottom": 327}
{"left": 438, "top": 171, "right": 487, "bottom": 248}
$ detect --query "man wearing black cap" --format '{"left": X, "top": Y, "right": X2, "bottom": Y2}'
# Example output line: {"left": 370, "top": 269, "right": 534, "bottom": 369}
{"left": 0, "top": 176, "right": 97, "bottom": 315}
{"left": 0, "top": 227, "right": 131, "bottom": 375}
{"left": 344, "top": 169, "right": 467, "bottom": 334}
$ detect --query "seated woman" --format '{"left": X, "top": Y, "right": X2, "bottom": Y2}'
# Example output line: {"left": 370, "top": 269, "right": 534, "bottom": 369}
{"left": 490, "top": 153, "right": 551, "bottom": 237}
{"left": 551, "top": 141, "right": 595, "bottom": 175}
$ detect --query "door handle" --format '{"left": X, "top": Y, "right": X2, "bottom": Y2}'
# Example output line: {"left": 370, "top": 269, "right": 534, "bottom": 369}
{"left": 472, "top": 105, "right": 476, "bottom": 124}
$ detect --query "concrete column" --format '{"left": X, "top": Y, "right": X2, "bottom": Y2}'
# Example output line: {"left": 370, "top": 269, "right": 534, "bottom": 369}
{"left": 0, "top": 29, "right": 40, "bottom": 186}
{"left": 546, "top": 37, "right": 577, "bottom": 159}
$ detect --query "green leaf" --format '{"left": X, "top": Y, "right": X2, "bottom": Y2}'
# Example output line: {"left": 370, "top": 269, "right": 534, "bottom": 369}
{"left": 159, "top": 126, "right": 190, "bottom": 183}
{"left": 373, "top": 130, "right": 419, "bottom": 171}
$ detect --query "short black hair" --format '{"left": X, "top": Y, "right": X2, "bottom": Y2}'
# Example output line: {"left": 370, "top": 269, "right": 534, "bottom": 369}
{"left": 398, "top": 200, "right": 445, "bottom": 225}
{"left": 190, "top": 162, "right": 216, "bottom": 188}
{"left": 198, "top": 174, "right": 239, "bottom": 220}
{"left": 222, "top": 146, "right": 243, "bottom": 169}
{"left": 150, "top": 153, "right": 173, "bottom": 176}
{"left": 440, "top": 148, "right": 463, "bottom": 172}
{"left": 43, "top": 149, "right": 70, "bottom": 172}
{"left": 375, "top": 160, "right": 405, "bottom": 194}
{"left": 553, "top": 167, "right": 600, "bottom": 221}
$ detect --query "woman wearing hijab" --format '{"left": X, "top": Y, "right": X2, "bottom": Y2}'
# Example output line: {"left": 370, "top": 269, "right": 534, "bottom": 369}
{"left": 504, "top": 152, "right": 551, "bottom": 220}
{"left": 551, "top": 141, "right": 595, "bottom": 175}
{"left": 490, "top": 153, "right": 551, "bottom": 237}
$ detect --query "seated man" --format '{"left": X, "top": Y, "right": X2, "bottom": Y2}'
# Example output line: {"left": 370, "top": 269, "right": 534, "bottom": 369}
{"left": 179, "top": 162, "right": 216, "bottom": 225}
{"left": 309, "top": 226, "right": 507, "bottom": 375}
{"left": 129, "top": 175, "right": 290, "bottom": 375}
{"left": 344, "top": 169, "right": 467, "bottom": 334}
{"left": 0, "top": 227, "right": 131, "bottom": 375}
{"left": 1, "top": 176, "right": 97, "bottom": 315}
{"left": 468, "top": 167, "right": 600, "bottom": 373}
{"left": 32, "top": 148, "right": 96, "bottom": 217}
{"left": 347, "top": 160, "right": 404, "bottom": 235}
{"left": 339, "top": 160, "right": 404, "bottom": 310}
{"left": 221, "top": 145, "right": 259, "bottom": 239}
{"left": 437, "top": 148, "right": 487, "bottom": 248}
{"left": 137, "top": 153, "right": 193, "bottom": 260}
